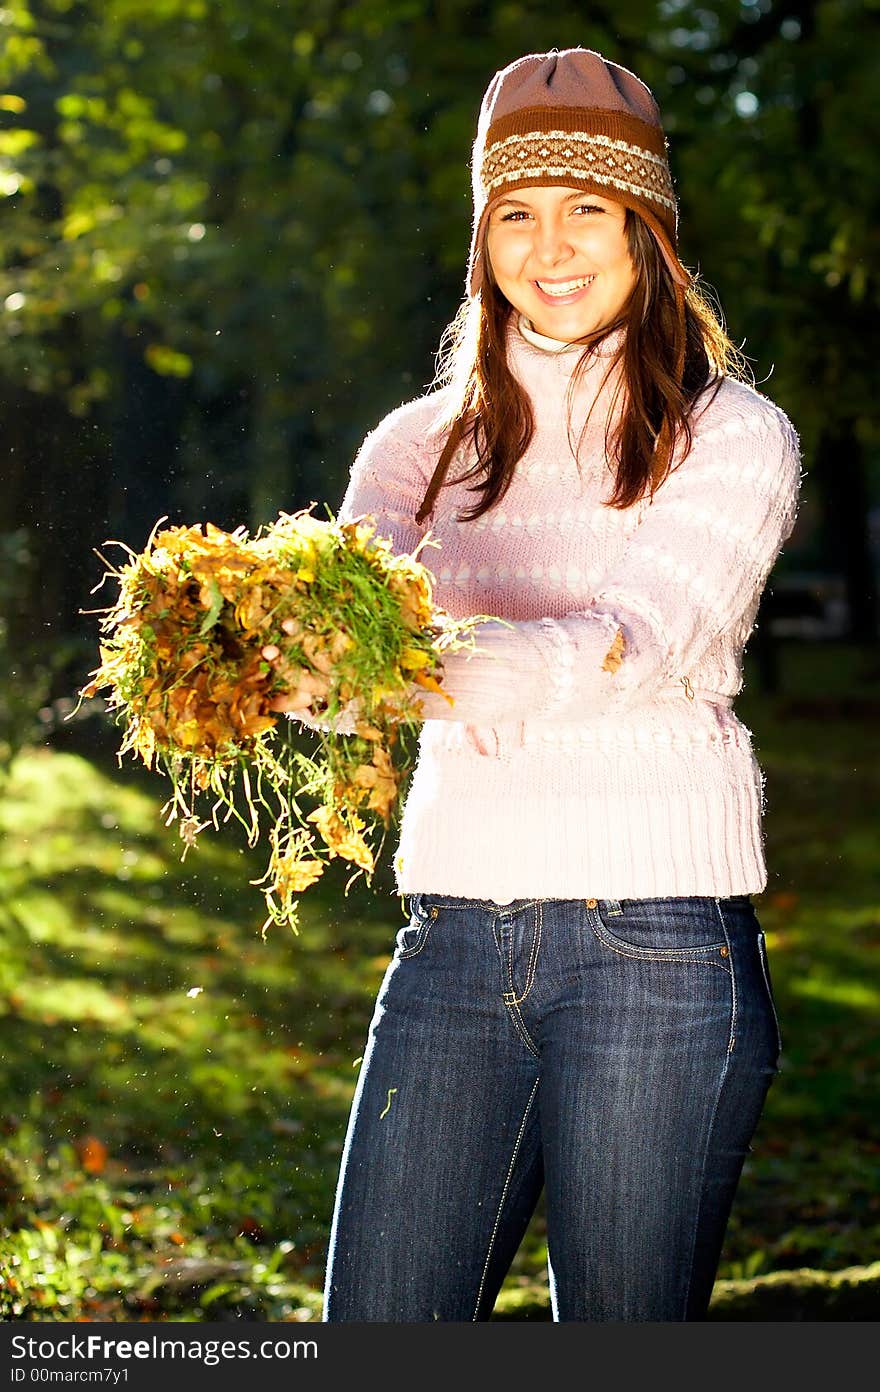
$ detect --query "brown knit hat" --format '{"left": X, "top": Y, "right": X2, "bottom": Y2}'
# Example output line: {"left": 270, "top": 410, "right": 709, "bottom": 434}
{"left": 467, "top": 47, "right": 691, "bottom": 298}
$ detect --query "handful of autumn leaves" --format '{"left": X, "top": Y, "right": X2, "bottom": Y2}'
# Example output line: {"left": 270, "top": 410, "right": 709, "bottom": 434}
{"left": 78, "top": 509, "right": 481, "bottom": 933}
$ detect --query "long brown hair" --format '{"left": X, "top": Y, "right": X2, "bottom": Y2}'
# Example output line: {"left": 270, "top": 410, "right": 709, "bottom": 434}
{"left": 420, "top": 208, "right": 752, "bottom": 524}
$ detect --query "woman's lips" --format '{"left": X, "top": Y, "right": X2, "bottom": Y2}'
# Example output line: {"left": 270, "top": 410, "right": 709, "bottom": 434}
{"left": 531, "top": 275, "right": 596, "bottom": 306}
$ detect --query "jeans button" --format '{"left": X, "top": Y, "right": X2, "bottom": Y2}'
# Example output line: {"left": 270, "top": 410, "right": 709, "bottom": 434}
{"left": 586, "top": 898, "right": 598, "bottom": 909}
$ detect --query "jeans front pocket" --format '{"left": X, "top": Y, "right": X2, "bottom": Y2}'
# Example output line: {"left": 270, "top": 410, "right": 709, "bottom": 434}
{"left": 395, "top": 894, "right": 438, "bottom": 959}
{"left": 586, "top": 896, "right": 732, "bottom": 969}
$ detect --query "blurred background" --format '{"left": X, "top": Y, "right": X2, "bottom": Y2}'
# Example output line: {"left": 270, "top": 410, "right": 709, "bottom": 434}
{"left": 1, "top": 0, "right": 878, "bottom": 1322}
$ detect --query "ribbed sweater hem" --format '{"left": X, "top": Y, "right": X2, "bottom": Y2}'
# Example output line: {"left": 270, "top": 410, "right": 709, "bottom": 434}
{"left": 393, "top": 724, "right": 767, "bottom": 903}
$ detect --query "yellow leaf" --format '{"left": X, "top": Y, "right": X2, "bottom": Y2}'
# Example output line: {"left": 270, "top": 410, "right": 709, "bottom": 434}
{"left": 400, "top": 647, "right": 431, "bottom": 671}
{"left": 271, "top": 854, "right": 325, "bottom": 894}
{"left": 413, "top": 670, "right": 454, "bottom": 705}
{"left": 307, "top": 806, "right": 374, "bottom": 872}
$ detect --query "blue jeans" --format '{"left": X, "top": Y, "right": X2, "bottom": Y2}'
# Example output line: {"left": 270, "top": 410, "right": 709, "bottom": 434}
{"left": 323, "top": 893, "right": 782, "bottom": 1322}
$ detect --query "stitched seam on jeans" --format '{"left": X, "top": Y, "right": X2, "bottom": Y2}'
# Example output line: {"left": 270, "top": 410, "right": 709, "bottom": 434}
{"left": 507, "top": 919, "right": 515, "bottom": 999}
{"left": 504, "top": 1001, "right": 541, "bottom": 1058}
{"left": 757, "top": 931, "right": 783, "bottom": 1060}
{"left": 680, "top": 1039, "right": 732, "bottom": 1319}
{"left": 472, "top": 1075, "right": 540, "bottom": 1321}
{"left": 421, "top": 897, "right": 543, "bottom": 912}
{"left": 496, "top": 922, "right": 540, "bottom": 1055}
{"left": 681, "top": 896, "right": 736, "bottom": 1319}
{"left": 398, "top": 934, "right": 431, "bottom": 959}
{"left": 714, "top": 898, "right": 738, "bottom": 1052}
{"left": 589, "top": 921, "right": 730, "bottom": 972}
{"left": 511, "top": 902, "right": 542, "bottom": 1006}
{"left": 397, "top": 914, "right": 434, "bottom": 959}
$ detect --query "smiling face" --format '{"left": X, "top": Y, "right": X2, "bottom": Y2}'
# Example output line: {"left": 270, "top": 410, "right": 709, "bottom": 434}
{"left": 485, "top": 185, "right": 639, "bottom": 341}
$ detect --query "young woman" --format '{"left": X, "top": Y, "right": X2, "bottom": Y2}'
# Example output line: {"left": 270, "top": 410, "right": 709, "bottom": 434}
{"left": 274, "top": 47, "right": 803, "bottom": 1321}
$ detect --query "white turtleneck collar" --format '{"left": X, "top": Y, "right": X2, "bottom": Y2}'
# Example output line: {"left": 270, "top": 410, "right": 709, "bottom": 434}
{"left": 516, "top": 311, "right": 583, "bottom": 354}
{"left": 515, "top": 309, "right": 627, "bottom": 358}
{"left": 502, "top": 311, "right": 626, "bottom": 432}
{"left": 508, "top": 307, "right": 625, "bottom": 370}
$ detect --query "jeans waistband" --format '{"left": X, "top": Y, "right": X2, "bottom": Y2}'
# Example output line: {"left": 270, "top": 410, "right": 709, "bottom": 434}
{"left": 408, "top": 892, "right": 753, "bottom": 913}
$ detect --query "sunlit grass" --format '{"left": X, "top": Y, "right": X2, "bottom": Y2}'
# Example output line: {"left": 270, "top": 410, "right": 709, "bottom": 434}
{"left": 1, "top": 640, "right": 878, "bottom": 1318}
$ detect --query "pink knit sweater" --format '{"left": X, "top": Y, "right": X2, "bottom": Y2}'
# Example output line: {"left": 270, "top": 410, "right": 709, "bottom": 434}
{"left": 337, "top": 314, "right": 803, "bottom": 903}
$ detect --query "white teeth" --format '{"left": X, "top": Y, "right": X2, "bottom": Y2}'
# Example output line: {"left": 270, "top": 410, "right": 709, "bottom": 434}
{"left": 536, "top": 275, "right": 595, "bottom": 296}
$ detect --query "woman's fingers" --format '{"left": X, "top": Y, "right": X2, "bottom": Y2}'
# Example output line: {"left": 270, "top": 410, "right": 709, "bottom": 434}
{"left": 267, "top": 693, "right": 313, "bottom": 714}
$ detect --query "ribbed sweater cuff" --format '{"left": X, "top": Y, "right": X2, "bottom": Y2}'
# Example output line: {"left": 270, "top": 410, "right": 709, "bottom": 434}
{"left": 416, "top": 613, "right": 626, "bottom": 723}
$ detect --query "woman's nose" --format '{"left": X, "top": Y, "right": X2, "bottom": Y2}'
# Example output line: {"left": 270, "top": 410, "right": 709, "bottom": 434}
{"left": 532, "top": 219, "right": 574, "bottom": 265}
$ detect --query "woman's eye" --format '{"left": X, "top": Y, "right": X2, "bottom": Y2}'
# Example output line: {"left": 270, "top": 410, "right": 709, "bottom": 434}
{"left": 499, "top": 205, "right": 604, "bottom": 222}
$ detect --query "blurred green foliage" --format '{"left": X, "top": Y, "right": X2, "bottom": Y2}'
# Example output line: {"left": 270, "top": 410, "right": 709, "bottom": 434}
{"left": 1, "top": 0, "right": 878, "bottom": 670}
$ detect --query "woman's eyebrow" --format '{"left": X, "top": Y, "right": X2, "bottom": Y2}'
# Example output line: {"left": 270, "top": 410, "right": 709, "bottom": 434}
{"left": 495, "top": 192, "right": 602, "bottom": 208}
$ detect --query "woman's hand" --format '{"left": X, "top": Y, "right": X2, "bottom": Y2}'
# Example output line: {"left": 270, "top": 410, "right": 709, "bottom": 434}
{"left": 268, "top": 690, "right": 364, "bottom": 735}
{"left": 267, "top": 691, "right": 315, "bottom": 716}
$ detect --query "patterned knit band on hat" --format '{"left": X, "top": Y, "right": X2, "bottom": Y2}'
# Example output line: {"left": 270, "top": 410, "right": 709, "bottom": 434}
{"left": 466, "top": 47, "right": 691, "bottom": 299}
